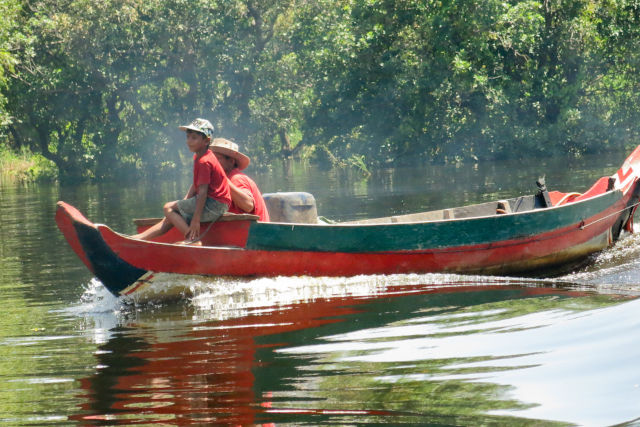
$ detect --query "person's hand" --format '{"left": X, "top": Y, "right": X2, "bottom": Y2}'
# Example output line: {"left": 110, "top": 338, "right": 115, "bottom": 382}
{"left": 186, "top": 220, "right": 201, "bottom": 241}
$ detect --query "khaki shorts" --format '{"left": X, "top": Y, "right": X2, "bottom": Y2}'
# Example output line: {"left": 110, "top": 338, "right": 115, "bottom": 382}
{"left": 177, "top": 197, "right": 228, "bottom": 224}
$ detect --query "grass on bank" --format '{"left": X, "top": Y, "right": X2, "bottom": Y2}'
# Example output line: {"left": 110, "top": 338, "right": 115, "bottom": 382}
{"left": 0, "top": 145, "right": 57, "bottom": 183}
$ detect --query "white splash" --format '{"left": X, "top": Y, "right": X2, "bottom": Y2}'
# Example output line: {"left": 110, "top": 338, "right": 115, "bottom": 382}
{"left": 561, "top": 230, "right": 640, "bottom": 290}
{"left": 61, "top": 279, "right": 129, "bottom": 344}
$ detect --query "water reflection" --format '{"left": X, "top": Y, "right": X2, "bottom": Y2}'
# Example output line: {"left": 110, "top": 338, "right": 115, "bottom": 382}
{"left": 281, "top": 292, "right": 640, "bottom": 425}
{"left": 66, "top": 276, "right": 637, "bottom": 425}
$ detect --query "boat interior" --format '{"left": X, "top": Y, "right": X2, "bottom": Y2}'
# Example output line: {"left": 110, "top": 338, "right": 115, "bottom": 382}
{"left": 133, "top": 176, "right": 615, "bottom": 228}
{"left": 342, "top": 196, "right": 536, "bottom": 224}
{"left": 341, "top": 176, "right": 614, "bottom": 224}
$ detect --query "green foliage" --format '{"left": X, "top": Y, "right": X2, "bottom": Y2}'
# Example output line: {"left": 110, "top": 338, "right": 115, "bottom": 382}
{"left": 0, "top": 0, "right": 21, "bottom": 128}
{"left": 0, "top": 144, "right": 57, "bottom": 182}
{"left": 2, "top": 0, "right": 640, "bottom": 182}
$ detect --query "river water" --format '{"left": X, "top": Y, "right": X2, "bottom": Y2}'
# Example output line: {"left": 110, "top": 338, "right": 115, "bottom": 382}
{"left": 2, "top": 150, "right": 640, "bottom": 425}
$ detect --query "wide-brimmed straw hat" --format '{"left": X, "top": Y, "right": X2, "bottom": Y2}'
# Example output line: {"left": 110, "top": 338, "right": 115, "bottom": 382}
{"left": 178, "top": 118, "right": 214, "bottom": 138}
{"left": 210, "top": 138, "right": 250, "bottom": 170}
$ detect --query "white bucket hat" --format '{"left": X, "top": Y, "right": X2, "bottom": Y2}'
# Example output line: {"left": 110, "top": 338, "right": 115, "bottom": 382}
{"left": 210, "top": 138, "right": 250, "bottom": 170}
{"left": 178, "top": 118, "right": 214, "bottom": 138}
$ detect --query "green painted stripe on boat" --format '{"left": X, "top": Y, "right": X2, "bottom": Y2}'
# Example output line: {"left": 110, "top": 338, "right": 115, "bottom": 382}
{"left": 245, "top": 191, "right": 621, "bottom": 252}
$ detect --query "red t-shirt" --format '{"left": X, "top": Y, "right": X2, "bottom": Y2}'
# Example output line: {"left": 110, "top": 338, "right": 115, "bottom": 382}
{"left": 193, "top": 150, "right": 232, "bottom": 206}
{"left": 228, "top": 168, "right": 270, "bottom": 222}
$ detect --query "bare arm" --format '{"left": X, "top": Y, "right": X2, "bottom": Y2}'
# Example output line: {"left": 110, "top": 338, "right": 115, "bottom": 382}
{"left": 185, "top": 183, "right": 196, "bottom": 199}
{"left": 228, "top": 179, "right": 254, "bottom": 213}
{"left": 186, "top": 184, "right": 208, "bottom": 240}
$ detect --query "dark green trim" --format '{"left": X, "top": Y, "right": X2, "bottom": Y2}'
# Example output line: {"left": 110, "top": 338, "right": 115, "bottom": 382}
{"left": 246, "top": 191, "right": 622, "bottom": 252}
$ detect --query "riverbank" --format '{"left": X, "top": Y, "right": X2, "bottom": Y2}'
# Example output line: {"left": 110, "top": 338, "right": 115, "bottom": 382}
{"left": 0, "top": 145, "right": 57, "bottom": 183}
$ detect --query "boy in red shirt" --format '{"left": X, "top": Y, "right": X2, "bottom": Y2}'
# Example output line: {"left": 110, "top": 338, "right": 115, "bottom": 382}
{"left": 133, "top": 118, "right": 231, "bottom": 242}
{"left": 210, "top": 138, "right": 270, "bottom": 222}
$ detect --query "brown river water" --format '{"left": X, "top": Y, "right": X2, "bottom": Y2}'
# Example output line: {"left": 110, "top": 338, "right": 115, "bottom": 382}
{"left": 2, "top": 151, "right": 640, "bottom": 425}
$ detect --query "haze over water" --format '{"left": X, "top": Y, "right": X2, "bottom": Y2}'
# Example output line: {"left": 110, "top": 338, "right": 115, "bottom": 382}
{"left": 2, "top": 149, "right": 640, "bottom": 425}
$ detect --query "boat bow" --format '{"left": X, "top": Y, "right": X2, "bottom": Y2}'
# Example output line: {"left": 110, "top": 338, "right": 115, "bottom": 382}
{"left": 56, "top": 201, "right": 148, "bottom": 294}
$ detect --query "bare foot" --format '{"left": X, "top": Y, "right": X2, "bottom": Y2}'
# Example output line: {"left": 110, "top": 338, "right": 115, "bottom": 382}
{"left": 175, "top": 239, "right": 202, "bottom": 246}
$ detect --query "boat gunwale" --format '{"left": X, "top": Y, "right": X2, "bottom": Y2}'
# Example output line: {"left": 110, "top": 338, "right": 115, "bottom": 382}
{"left": 101, "top": 214, "right": 609, "bottom": 255}
{"left": 252, "top": 188, "right": 623, "bottom": 228}
{"left": 94, "top": 187, "right": 628, "bottom": 256}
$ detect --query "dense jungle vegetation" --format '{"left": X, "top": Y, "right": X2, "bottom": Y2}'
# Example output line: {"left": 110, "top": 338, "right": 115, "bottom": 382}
{"left": 1, "top": 0, "right": 640, "bottom": 181}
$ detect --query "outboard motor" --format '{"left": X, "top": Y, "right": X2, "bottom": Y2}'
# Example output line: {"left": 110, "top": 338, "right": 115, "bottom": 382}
{"left": 263, "top": 192, "right": 318, "bottom": 223}
{"left": 535, "top": 176, "right": 552, "bottom": 208}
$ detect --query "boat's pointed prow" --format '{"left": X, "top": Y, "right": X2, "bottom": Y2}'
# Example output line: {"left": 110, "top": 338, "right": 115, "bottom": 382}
{"left": 55, "top": 201, "right": 148, "bottom": 296}
{"left": 56, "top": 201, "right": 96, "bottom": 273}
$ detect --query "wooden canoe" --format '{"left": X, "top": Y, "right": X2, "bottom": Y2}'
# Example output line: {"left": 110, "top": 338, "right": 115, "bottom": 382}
{"left": 56, "top": 146, "right": 640, "bottom": 298}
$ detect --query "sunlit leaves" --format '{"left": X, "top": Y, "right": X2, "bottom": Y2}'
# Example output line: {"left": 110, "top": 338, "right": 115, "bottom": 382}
{"left": 0, "top": 0, "right": 21, "bottom": 128}
{"left": 3, "top": 0, "right": 640, "bottom": 180}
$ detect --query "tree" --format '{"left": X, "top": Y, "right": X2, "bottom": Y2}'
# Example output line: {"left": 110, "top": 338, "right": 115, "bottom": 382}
{"left": 290, "top": 0, "right": 634, "bottom": 164}
{"left": 0, "top": 0, "right": 21, "bottom": 133}
{"left": 3, "top": 0, "right": 308, "bottom": 179}
{"left": 4, "top": 0, "right": 640, "bottom": 181}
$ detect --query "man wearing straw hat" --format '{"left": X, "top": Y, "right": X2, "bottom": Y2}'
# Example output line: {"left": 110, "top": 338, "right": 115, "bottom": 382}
{"left": 210, "top": 138, "right": 270, "bottom": 222}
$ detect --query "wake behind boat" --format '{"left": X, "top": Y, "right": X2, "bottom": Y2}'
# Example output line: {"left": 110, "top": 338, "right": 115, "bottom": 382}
{"left": 56, "top": 146, "right": 640, "bottom": 299}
